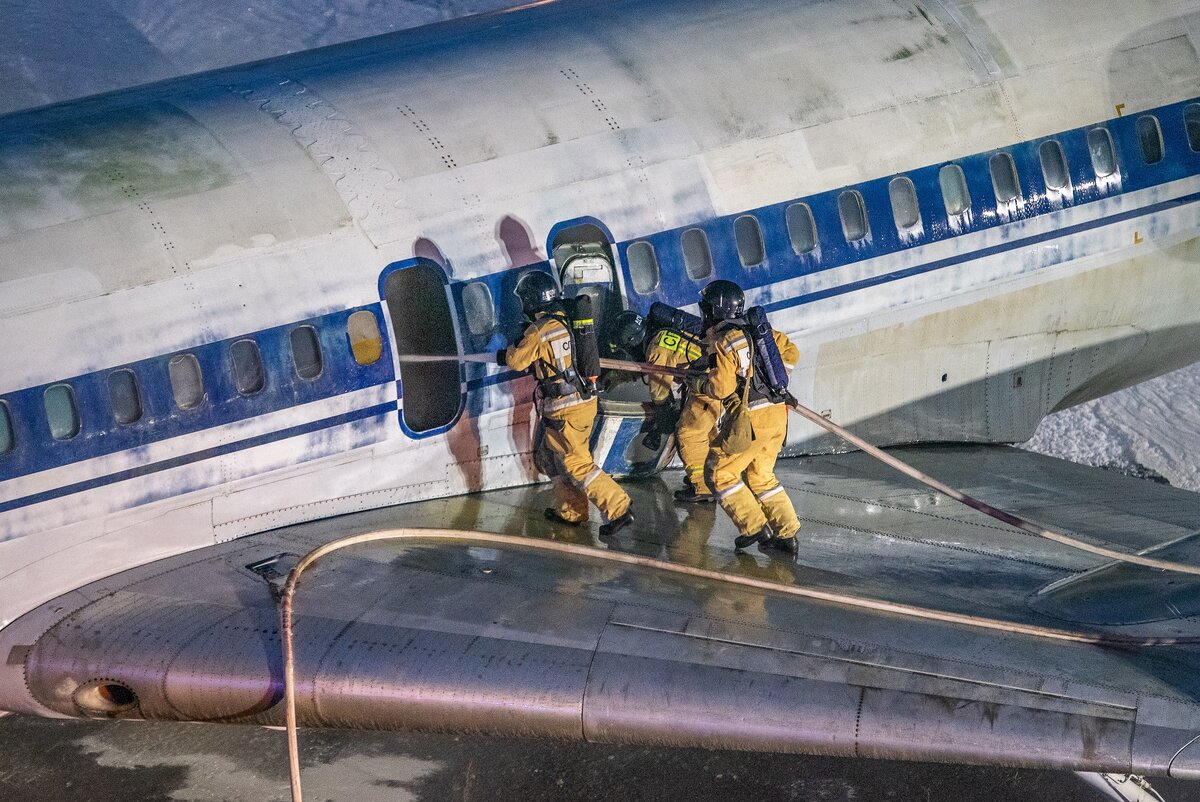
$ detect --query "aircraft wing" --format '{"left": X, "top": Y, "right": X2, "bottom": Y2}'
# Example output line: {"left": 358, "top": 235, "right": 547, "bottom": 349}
{"left": 3, "top": 444, "right": 1200, "bottom": 777}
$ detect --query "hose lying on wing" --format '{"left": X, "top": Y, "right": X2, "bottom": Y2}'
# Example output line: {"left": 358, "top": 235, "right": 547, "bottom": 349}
{"left": 278, "top": 527, "right": 1200, "bottom": 801}
{"left": 596, "top": 357, "right": 1200, "bottom": 579}
{"left": 401, "top": 351, "right": 1200, "bottom": 576}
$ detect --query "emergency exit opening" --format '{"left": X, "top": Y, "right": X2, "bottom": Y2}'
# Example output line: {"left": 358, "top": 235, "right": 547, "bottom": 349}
{"left": 382, "top": 260, "right": 463, "bottom": 435}
{"left": 551, "top": 222, "right": 622, "bottom": 353}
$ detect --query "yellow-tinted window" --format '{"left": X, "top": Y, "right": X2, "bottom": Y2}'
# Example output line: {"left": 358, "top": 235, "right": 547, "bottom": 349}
{"left": 347, "top": 311, "right": 383, "bottom": 366}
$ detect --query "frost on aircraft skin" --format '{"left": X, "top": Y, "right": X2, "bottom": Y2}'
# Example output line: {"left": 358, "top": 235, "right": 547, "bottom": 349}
{"left": 0, "top": 103, "right": 237, "bottom": 235}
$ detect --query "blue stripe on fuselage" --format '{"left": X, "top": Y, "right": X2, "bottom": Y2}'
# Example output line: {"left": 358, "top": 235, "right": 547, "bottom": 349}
{"left": 2, "top": 96, "right": 1199, "bottom": 511}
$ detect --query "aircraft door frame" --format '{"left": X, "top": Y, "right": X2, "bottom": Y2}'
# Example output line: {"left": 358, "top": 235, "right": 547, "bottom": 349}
{"left": 547, "top": 217, "right": 626, "bottom": 354}
{"left": 378, "top": 258, "right": 465, "bottom": 439}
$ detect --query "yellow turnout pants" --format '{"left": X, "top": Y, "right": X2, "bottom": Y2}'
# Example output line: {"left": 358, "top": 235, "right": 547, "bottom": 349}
{"left": 707, "top": 403, "right": 800, "bottom": 539}
{"left": 537, "top": 396, "right": 631, "bottom": 524}
{"left": 676, "top": 392, "right": 721, "bottom": 496}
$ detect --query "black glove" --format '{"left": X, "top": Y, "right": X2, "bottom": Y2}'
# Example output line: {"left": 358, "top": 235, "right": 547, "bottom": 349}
{"left": 496, "top": 348, "right": 507, "bottom": 366}
{"left": 641, "top": 402, "right": 679, "bottom": 451}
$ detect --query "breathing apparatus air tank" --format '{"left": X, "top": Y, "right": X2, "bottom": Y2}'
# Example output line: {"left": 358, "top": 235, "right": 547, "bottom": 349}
{"left": 745, "top": 305, "right": 790, "bottom": 397}
{"left": 568, "top": 293, "right": 601, "bottom": 391}
{"left": 647, "top": 302, "right": 704, "bottom": 339}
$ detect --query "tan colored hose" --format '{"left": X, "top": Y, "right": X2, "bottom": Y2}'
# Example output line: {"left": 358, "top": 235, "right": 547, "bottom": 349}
{"left": 280, "top": 527, "right": 1200, "bottom": 801}
{"left": 592, "top": 356, "right": 1200, "bottom": 578}
{"left": 780, "top": 399, "right": 1200, "bottom": 577}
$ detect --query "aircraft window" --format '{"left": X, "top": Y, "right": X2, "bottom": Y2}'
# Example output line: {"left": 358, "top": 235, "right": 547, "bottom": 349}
{"left": 989, "top": 152, "right": 1021, "bottom": 203}
{"left": 230, "top": 339, "right": 265, "bottom": 396}
{"left": 0, "top": 401, "right": 13, "bottom": 453}
{"left": 681, "top": 228, "right": 714, "bottom": 280}
{"left": 939, "top": 164, "right": 971, "bottom": 216}
{"left": 347, "top": 311, "right": 384, "bottom": 365}
{"left": 384, "top": 261, "right": 462, "bottom": 434}
{"left": 460, "top": 283, "right": 495, "bottom": 338}
{"left": 888, "top": 177, "right": 920, "bottom": 230}
{"left": 1186, "top": 104, "right": 1200, "bottom": 152}
{"left": 837, "top": 190, "right": 869, "bottom": 242}
{"left": 107, "top": 369, "right": 142, "bottom": 425}
{"left": 627, "top": 241, "right": 660, "bottom": 294}
{"left": 1039, "top": 140, "right": 1070, "bottom": 191}
{"left": 785, "top": 203, "right": 818, "bottom": 254}
{"left": 1087, "top": 127, "right": 1118, "bottom": 177}
{"left": 44, "top": 384, "right": 80, "bottom": 440}
{"left": 169, "top": 354, "right": 205, "bottom": 410}
{"left": 733, "top": 215, "right": 765, "bottom": 268}
{"left": 1137, "top": 115, "right": 1164, "bottom": 165}
{"left": 290, "top": 326, "right": 323, "bottom": 380}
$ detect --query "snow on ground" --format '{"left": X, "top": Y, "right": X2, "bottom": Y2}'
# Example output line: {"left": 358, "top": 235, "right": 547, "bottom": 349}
{"left": 1022, "top": 361, "right": 1200, "bottom": 491}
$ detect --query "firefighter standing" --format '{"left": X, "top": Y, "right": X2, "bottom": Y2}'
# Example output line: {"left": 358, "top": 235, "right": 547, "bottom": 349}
{"left": 499, "top": 271, "right": 634, "bottom": 536}
{"left": 608, "top": 310, "right": 719, "bottom": 504}
{"left": 696, "top": 280, "right": 801, "bottom": 554}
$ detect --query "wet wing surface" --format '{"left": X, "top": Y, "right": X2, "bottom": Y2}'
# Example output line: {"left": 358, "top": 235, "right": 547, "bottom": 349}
{"left": 4, "top": 445, "right": 1200, "bottom": 775}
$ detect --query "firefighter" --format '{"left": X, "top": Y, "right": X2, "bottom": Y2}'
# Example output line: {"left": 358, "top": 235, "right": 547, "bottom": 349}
{"left": 695, "top": 279, "right": 801, "bottom": 554}
{"left": 608, "top": 310, "right": 718, "bottom": 503}
{"left": 499, "top": 271, "right": 634, "bottom": 536}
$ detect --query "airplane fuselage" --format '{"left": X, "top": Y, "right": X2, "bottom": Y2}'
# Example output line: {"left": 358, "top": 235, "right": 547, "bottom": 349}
{"left": 1, "top": 0, "right": 1199, "bottom": 638}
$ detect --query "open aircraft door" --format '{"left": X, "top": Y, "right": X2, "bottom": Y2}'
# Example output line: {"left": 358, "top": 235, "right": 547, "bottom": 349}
{"left": 550, "top": 221, "right": 623, "bottom": 355}
{"left": 379, "top": 259, "right": 464, "bottom": 438}
{"left": 550, "top": 220, "right": 674, "bottom": 477}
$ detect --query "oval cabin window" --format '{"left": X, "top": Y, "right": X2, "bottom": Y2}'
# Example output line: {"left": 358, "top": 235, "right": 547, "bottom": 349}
{"left": 626, "top": 241, "right": 660, "bottom": 294}
{"left": 107, "top": 369, "right": 142, "bottom": 425}
{"left": 169, "top": 354, "right": 205, "bottom": 410}
{"left": 681, "top": 228, "right": 714, "bottom": 281}
{"left": 888, "top": 176, "right": 920, "bottom": 230}
{"left": 1039, "top": 140, "right": 1070, "bottom": 191}
{"left": 460, "top": 284, "right": 495, "bottom": 338}
{"left": 347, "top": 310, "right": 384, "bottom": 365}
{"left": 939, "top": 164, "right": 971, "bottom": 216}
{"left": 45, "top": 384, "right": 81, "bottom": 440}
{"left": 0, "top": 400, "right": 14, "bottom": 453}
{"left": 733, "top": 215, "right": 765, "bottom": 267}
{"left": 785, "top": 203, "right": 818, "bottom": 254}
{"left": 230, "top": 339, "right": 265, "bottom": 395}
{"left": 989, "top": 152, "right": 1021, "bottom": 203}
{"left": 290, "top": 326, "right": 323, "bottom": 380}
{"left": 837, "top": 190, "right": 869, "bottom": 242}
{"left": 1137, "top": 115, "right": 1164, "bottom": 165}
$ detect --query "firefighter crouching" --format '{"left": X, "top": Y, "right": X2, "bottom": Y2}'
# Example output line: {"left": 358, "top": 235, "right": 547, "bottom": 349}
{"left": 498, "top": 271, "right": 635, "bottom": 537}
{"left": 696, "top": 279, "right": 801, "bottom": 554}
{"left": 608, "top": 307, "right": 720, "bottom": 504}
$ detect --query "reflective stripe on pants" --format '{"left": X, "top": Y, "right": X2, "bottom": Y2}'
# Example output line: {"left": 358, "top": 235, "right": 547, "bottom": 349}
{"left": 540, "top": 396, "right": 631, "bottom": 523}
{"left": 706, "top": 403, "right": 800, "bottom": 539}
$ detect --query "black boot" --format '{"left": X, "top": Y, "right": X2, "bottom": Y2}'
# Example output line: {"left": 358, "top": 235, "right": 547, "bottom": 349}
{"left": 767, "top": 535, "right": 798, "bottom": 556}
{"left": 673, "top": 485, "right": 717, "bottom": 504}
{"left": 734, "top": 527, "right": 772, "bottom": 551}
{"left": 544, "top": 508, "right": 583, "bottom": 527}
{"left": 599, "top": 510, "right": 634, "bottom": 538}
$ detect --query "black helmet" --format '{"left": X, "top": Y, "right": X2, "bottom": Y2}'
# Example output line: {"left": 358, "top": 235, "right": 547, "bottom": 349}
{"left": 514, "top": 271, "right": 560, "bottom": 318}
{"left": 699, "top": 280, "right": 745, "bottom": 328}
{"left": 608, "top": 310, "right": 647, "bottom": 355}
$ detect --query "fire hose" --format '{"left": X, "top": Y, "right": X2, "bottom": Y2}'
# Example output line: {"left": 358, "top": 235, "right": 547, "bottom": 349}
{"left": 277, "top": 353, "right": 1200, "bottom": 801}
